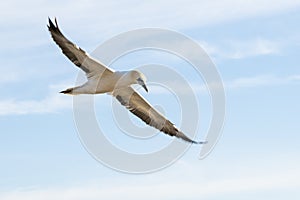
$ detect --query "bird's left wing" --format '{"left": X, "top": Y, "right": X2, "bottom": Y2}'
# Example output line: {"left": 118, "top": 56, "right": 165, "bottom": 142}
{"left": 48, "top": 18, "right": 113, "bottom": 78}
{"left": 113, "top": 87, "right": 204, "bottom": 144}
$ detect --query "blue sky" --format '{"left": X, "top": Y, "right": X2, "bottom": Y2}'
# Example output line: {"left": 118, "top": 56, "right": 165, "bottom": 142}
{"left": 1, "top": 0, "right": 300, "bottom": 199}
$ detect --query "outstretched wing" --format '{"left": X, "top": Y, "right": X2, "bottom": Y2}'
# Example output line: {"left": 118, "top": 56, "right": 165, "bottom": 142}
{"left": 48, "top": 18, "right": 113, "bottom": 78}
{"left": 113, "top": 87, "right": 205, "bottom": 144}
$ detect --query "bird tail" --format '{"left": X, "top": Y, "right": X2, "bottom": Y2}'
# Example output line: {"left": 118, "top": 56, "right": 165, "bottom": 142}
{"left": 60, "top": 88, "right": 74, "bottom": 94}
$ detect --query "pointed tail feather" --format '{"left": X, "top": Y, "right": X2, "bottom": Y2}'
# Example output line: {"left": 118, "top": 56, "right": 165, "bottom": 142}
{"left": 60, "top": 88, "right": 73, "bottom": 94}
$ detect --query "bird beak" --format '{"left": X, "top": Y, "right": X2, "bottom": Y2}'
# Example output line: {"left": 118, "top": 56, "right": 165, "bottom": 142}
{"left": 142, "top": 84, "right": 148, "bottom": 92}
{"left": 137, "top": 78, "right": 148, "bottom": 92}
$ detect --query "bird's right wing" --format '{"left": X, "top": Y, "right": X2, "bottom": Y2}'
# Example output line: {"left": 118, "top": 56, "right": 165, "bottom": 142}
{"left": 113, "top": 87, "right": 205, "bottom": 144}
{"left": 48, "top": 18, "right": 113, "bottom": 78}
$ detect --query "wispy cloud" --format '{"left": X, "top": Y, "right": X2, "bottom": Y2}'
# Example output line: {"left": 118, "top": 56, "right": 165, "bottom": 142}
{"left": 228, "top": 39, "right": 280, "bottom": 59}
{"left": 148, "top": 74, "right": 300, "bottom": 95}
{"left": 3, "top": 0, "right": 300, "bottom": 28}
{"left": 0, "top": 166, "right": 299, "bottom": 200}
{"left": 199, "top": 38, "right": 280, "bottom": 59}
{"left": 226, "top": 74, "right": 300, "bottom": 89}
{"left": 0, "top": 83, "right": 72, "bottom": 116}
{"left": 1, "top": 0, "right": 300, "bottom": 48}
{"left": 0, "top": 94, "right": 71, "bottom": 116}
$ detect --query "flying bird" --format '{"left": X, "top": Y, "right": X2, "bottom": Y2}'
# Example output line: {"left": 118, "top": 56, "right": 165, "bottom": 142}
{"left": 48, "top": 18, "right": 206, "bottom": 144}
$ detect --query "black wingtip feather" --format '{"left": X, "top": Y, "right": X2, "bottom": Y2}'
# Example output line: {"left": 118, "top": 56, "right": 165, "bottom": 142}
{"left": 194, "top": 140, "right": 208, "bottom": 145}
{"left": 48, "top": 17, "right": 54, "bottom": 28}
{"left": 55, "top": 17, "right": 58, "bottom": 27}
{"left": 48, "top": 17, "right": 64, "bottom": 38}
{"left": 48, "top": 17, "right": 59, "bottom": 31}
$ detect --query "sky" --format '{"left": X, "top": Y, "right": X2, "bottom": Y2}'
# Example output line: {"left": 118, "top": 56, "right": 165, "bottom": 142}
{"left": 1, "top": 0, "right": 300, "bottom": 199}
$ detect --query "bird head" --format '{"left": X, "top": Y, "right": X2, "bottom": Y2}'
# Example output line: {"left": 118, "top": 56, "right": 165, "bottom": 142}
{"left": 131, "top": 70, "right": 148, "bottom": 92}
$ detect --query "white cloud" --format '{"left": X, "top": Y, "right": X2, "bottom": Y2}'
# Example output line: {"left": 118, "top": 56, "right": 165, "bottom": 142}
{"left": 229, "top": 39, "right": 279, "bottom": 59}
{"left": 1, "top": 0, "right": 300, "bottom": 47}
{"left": 199, "top": 38, "right": 280, "bottom": 59}
{"left": 4, "top": 1, "right": 300, "bottom": 28}
{"left": 0, "top": 94, "right": 71, "bottom": 116}
{"left": 226, "top": 74, "right": 300, "bottom": 89}
{"left": 226, "top": 75, "right": 279, "bottom": 88}
{"left": 287, "top": 75, "right": 300, "bottom": 81}
{"left": 0, "top": 166, "right": 299, "bottom": 200}
{"left": 0, "top": 83, "right": 72, "bottom": 115}
{"left": 146, "top": 74, "right": 300, "bottom": 97}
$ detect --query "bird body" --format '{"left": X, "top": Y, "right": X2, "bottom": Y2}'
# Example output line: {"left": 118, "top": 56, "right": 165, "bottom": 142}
{"left": 60, "top": 70, "right": 144, "bottom": 95}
